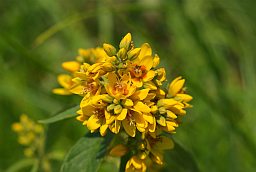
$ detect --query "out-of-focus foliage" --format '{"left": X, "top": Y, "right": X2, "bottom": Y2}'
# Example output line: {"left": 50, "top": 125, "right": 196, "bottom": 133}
{"left": 0, "top": 0, "right": 255, "bottom": 171}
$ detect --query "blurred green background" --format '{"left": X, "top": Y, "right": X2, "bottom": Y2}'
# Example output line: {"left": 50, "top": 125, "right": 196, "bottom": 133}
{"left": 1, "top": 0, "right": 256, "bottom": 171}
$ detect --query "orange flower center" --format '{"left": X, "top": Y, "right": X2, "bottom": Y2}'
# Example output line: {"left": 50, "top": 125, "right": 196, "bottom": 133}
{"left": 130, "top": 65, "right": 147, "bottom": 78}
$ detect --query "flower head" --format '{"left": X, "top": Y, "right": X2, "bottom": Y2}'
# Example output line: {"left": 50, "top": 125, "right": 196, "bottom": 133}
{"left": 54, "top": 33, "right": 193, "bottom": 169}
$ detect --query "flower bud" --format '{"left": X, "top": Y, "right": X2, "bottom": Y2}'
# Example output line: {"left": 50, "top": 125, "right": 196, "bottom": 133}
{"left": 122, "top": 99, "right": 133, "bottom": 107}
{"left": 119, "top": 33, "right": 132, "bottom": 50}
{"left": 103, "top": 43, "right": 116, "bottom": 57}
{"left": 100, "top": 94, "right": 114, "bottom": 103}
{"left": 153, "top": 54, "right": 160, "bottom": 68}
{"left": 107, "top": 104, "right": 115, "bottom": 111}
{"left": 157, "top": 116, "right": 166, "bottom": 126}
{"left": 117, "top": 48, "right": 127, "bottom": 61}
{"left": 158, "top": 107, "right": 166, "bottom": 114}
{"left": 114, "top": 105, "right": 122, "bottom": 114}
{"left": 127, "top": 48, "right": 141, "bottom": 60}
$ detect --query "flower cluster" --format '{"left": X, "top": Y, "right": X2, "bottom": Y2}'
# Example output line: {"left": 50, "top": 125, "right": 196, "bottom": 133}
{"left": 12, "top": 114, "right": 44, "bottom": 157}
{"left": 54, "top": 33, "right": 192, "bottom": 171}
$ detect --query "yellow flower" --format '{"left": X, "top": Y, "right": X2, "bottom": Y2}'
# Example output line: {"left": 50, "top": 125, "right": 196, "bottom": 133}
{"left": 105, "top": 72, "right": 136, "bottom": 100}
{"left": 125, "top": 156, "right": 147, "bottom": 172}
{"left": 127, "top": 43, "right": 155, "bottom": 87}
{"left": 70, "top": 77, "right": 100, "bottom": 96}
{"left": 78, "top": 95, "right": 110, "bottom": 136}
{"left": 122, "top": 110, "right": 146, "bottom": 137}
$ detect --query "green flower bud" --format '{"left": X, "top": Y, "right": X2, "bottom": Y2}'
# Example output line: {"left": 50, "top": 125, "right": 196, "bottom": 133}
{"left": 103, "top": 43, "right": 116, "bottom": 56}
{"left": 127, "top": 48, "right": 141, "bottom": 60}
{"left": 117, "top": 48, "right": 127, "bottom": 61}
{"left": 114, "top": 105, "right": 123, "bottom": 114}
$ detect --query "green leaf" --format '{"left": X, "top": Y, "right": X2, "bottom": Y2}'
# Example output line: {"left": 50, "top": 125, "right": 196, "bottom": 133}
{"left": 39, "top": 105, "right": 79, "bottom": 124}
{"left": 61, "top": 133, "right": 113, "bottom": 172}
{"left": 161, "top": 140, "right": 200, "bottom": 172}
{"left": 5, "top": 158, "right": 35, "bottom": 172}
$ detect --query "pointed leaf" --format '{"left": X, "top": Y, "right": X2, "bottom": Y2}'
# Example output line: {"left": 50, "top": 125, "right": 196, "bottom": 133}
{"left": 39, "top": 105, "right": 79, "bottom": 124}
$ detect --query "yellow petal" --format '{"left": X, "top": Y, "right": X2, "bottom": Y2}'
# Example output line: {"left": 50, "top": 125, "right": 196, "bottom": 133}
{"left": 107, "top": 72, "right": 118, "bottom": 85}
{"left": 143, "top": 70, "right": 155, "bottom": 82}
{"left": 57, "top": 74, "right": 72, "bottom": 88}
{"left": 134, "top": 102, "right": 151, "bottom": 113}
{"left": 100, "top": 124, "right": 108, "bottom": 136}
{"left": 132, "top": 79, "right": 143, "bottom": 88}
{"left": 168, "top": 76, "right": 185, "bottom": 96}
{"left": 148, "top": 118, "right": 156, "bottom": 132}
{"left": 157, "top": 99, "right": 178, "bottom": 108}
{"left": 139, "top": 56, "right": 153, "bottom": 71}
{"left": 176, "top": 94, "right": 193, "bottom": 102}
{"left": 167, "top": 110, "right": 177, "bottom": 119}
{"left": 109, "top": 120, "right": 121, "bottom": 134}
{"left": 122, "top": 119, "right": 136, "bottom": 137}
{"left": 133, "top": 112, "right": 145, "bottom": 125}
{"left": 62, "top": 61, "right": 80, "bottom": 72}
{"left": 105, "top": 111, "right": 115, "bottom": 124}
{"left": 122, "top": 99, "right": 134, "bottom": 107}
{"left": 138, "top": 43, "right": 152, "bottom": 59}
{"left": 87, "top": 115, "right": 101, "bottom": 130}
{"left": 157, "top": 116, "right": 166, "bottom": 126}
{"left": 116, "top": 108, "right": 127, "bottom": 121}
{"left": 52, "top": 88, "right": 71, "bottom": 95}
{"left": 166, "top": 121, "right": 178, "bottom": 131}
{"left": 157, "top": 89, "right": 166, "bottom": 97}
{"left": 131, "top": 89, "right": 150, "bottom": 100}
{"left": 109, "top": 144, "right": 128, "bottom": 157}
{"left": 143, "top": 81, "right": 157, "bottom": 90}
{"left": 143, "top": 113, "right": 154, "bottom": 124}
{"left": 151, "top": 105, "right": 158, "bottom": 113}
{"left": 69, "top": 85, "right": 84, "bottom": 95}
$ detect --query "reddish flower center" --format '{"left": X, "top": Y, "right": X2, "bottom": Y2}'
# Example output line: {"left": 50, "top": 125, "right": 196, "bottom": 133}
{"left": 130, "top": 65, "right": 147, "bottom": 78}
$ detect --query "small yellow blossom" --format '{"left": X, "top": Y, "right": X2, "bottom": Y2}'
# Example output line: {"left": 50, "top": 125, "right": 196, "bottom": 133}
{"left": 105, "top": 72, "right": 136, "bottom": 100}
{"left": 12, "top": 114, "right": 44, "bottom": 157}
